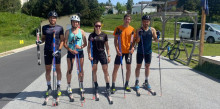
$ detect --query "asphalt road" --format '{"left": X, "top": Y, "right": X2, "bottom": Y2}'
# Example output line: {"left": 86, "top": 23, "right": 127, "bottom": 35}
{"left": 0, "top": 44, "right": 67, "bottom": 108}
{"left": 1, "top": 36, "right": 220, "bottom": 109}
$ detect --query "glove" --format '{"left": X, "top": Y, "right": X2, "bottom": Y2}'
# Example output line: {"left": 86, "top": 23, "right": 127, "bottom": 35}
{"left": 52, "top": 49, "right": 61, "bottom": 57}
{"left": 156, "top": 30, "right": 160, "bottom": 39}
{"left": 36, "top": 40, "right": 42, "bottom": 45}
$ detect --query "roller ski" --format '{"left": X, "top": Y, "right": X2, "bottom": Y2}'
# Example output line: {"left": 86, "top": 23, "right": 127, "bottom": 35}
{"left": 42, "top": 87, "right": 52, "bottom": 106}
{"left": 134, "top": 85, "right": 141, "bottom": 97}
{"left": 106, "top": 88, "right": 113, "bottom": 104}
{"left": 67, "top": 86, "right": 74, "bottom": 102}
{"left": 36, "top": 28, "right": 41, "bottom": 65}
{"left": 134, "top": 80, "right": 140, "bottom": 96}
{"left": 94, "top": 88, "right": 99, "bottom": 101}
{"left": 79, "top": 87, "right": 85, "bottom": 107}
{"left": 55, "top": 85, "right": 61, "bottom": 106}
{"left": 143, "top": 82, "right": 156, "bottom": 96}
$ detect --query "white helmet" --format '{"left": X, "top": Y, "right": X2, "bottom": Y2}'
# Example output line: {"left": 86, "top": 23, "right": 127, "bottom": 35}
{"left": 70, "top": 15, "right": 80, "bottom": 22}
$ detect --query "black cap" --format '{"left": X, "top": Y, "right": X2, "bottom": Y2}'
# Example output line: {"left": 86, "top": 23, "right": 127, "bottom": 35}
{"left": 48, "top": 11, "right": 58, "bottom": 18}
{"left": 142, "top": 15, "right": 151, "bottom": 20}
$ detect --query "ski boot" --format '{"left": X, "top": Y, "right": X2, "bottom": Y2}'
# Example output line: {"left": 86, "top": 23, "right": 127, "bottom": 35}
{"left": 143, "top": 82, "right": 156, "bottom": 96}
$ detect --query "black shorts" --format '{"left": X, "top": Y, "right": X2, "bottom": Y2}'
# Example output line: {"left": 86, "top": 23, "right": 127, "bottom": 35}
{"left": 93, "top": 51, "right": 107, "bottom": 65}
{"left": 114, "top": 53, "right": 132, "bottom": 65}
{"left": 44, "top": 50, "right": 61, "bottom": 65}
{"left": 136, "top": 53, "right": 152, "bottom": 64}
{"left": 67, "top": 51, "right": 84, "bottom": 59}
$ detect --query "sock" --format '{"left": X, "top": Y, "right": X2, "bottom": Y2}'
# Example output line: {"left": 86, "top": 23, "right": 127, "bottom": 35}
{"left": 125, "top": 81, "right": 129, "bottom": 87}
{"left": 135, "top": 80, "right": 139, "bottom": 85}
{"left": 136, "top": 77, "right": 139, "bottom": 80}
{"left": 57, "top": 80, "right": 61, "bottom": 85}
{"left": 106, "top": 83, "right": 110, "bottom": 89}
{"left": 47, "top": 85, "right": 51, "bottom": 89}
{"left": 145, "top": 77, "right": 149, "bottom": 83}
{"left": 94, "top": 82, "right": 98, "bottom": 89}
{"left": 68, "top": 84, "right": 71, "bottom": 87}
{"left": 112, "top": 83, "right": 115, "bottom": 88}
{"left": 47, "top": 81, "right": 51, "bottom": 85}
{"left": 80, "top": 82, "right": 84, "bottom": 89}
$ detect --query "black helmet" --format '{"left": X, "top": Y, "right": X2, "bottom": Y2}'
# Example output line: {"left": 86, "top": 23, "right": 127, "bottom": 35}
{"left": 48, "top": 11, "right": 58, "bottom": 18}
{"left": 142, "top": 15, "right": 151, "bottom": 20}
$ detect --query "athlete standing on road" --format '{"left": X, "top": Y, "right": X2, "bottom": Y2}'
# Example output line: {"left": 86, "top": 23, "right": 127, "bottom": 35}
{"left": 36, "top": 11, "right": 64, "bottom": 96}
{"left": 134, "top": 15, "right": 158, "bottom": 95}
{"left": 87, "top": 21, "right": 111, "bottom": 99}
{"left": 64, "top": 15, "right": 87, "bottom": 94}
{"left": 111, "top": 14, "right": 136, "bottom": 94}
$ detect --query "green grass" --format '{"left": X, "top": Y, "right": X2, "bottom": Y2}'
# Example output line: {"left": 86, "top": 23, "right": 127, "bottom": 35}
{"left": 0, "top": 12, "right": 42, "bottom": 53}
{"left": 152, "top": 41, "right": 220, "bottom": 79}
{"left": 82, "top": 14, "right": 180, "bottom": 38}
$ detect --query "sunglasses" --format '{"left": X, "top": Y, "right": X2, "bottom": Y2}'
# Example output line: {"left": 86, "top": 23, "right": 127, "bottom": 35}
{"left": 95, "top": 25, "right": 101, "bottom": 28}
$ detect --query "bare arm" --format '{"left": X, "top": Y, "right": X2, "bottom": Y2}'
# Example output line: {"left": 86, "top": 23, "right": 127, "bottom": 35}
{"left": 87, "top": 38, "right": 91, "bottom": 59}
{"left": 114, "top": 36, "right": 119, "bottom": 53}
{"left": 41, "top": 35, "right": 45, "bottom": 43}
{"left": 64, "top": 30, "right": 70, "bottom": 50}
{"left": 151, "top": 27, "right": 158, "bottom": 42}
{"left": 135, "top": 29, "right": 140, "bottom": 44}
{"left": 59, "top": 34, "right": 64, "bottom": 50}
{"left": 105, "top": 41, "right": 110, "bottom": 56}
{"left": 81, "top": 30, "right": 87, "bottom": 49}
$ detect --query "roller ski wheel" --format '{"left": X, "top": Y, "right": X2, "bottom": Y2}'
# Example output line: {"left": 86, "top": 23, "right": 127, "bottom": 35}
{"left": 80, "top": 88, "right": 85, "bottom": 102}
{"left": 106, "top": 89, "right": 113, "bottom": 104}
{"left": 143, "top": 83, "right": 156, "bottom": 96}
{"left": 95, "top": 89, "right": 99, "bottom": 101}
{"left": 42, "top": 88, "right": 52, "bottom": 106}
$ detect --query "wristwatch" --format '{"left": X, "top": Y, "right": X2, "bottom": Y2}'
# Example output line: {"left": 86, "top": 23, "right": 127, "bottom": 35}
{"left": 108, "top": 55, "right": 111, "bottom": 57}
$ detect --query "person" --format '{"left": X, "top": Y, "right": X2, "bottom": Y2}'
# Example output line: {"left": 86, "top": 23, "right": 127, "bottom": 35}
{"left": 87, "top": 21, "right": 111, "bottom": 98}
{"left": 63, "top": 14, "right": 87, "bottom": 94}
{"left": 36, "top": 11, "right": 64, "bottom": 96}
{"left": 111, "top": 14, "right": 136, "bottom": 94}
{"left": 134, "top": 15, "right": 158, "bottom": 93}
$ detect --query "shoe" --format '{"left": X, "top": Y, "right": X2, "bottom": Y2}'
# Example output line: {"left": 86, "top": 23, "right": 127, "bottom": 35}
{"left": 143, "top": 82, "right": 151, "bottom": 89}
{"left": 67, "top": 86, "right": 72, "bottom": 94}
{"left": 46, "top": 88, "right": 52, "bottom": 96}
{"left": 80, "top": 88, "right": 85, "bottom": 92}
{"left": 125, "top": 85, "right": 131, "bottom": 92}
{"left": 134, "top": 84, "right": 140, "bottom": 91}
{"left": 111, "top": 87, "right": 116, "bottom": 94}
{"left": 57, "top": 85, "right": 62, "bottom": 96}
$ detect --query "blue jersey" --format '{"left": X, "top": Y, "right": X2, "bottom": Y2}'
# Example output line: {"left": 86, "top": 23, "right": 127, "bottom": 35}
{"left": 68, "top": 28, "right": 83, "bottom": 51}
{"left": 137, "top": 27, "right": 153, "bottom": 54}
{"left": 42, "top": 25, "right": 64, "bottom": 51}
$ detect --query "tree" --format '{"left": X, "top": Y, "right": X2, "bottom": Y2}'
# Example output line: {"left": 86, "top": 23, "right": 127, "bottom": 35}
{"left": 177, "top": 0, "right": 200, "bottom": 11}
{"left": 0, "top": 0, "right": 21, "bottom": 13}
{"left": 116, "top": 2, "right": 122, "bottom": 14}
{"left": 126, "top": 0, "right": 133, "bottom": 14}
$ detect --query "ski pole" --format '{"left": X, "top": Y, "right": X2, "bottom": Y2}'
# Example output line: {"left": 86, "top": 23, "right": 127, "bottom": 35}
{"left": 90, "top": 38, "right": 95, "bottom": 100}
{"left": 157, "top": 31, "right": 162, "bottom": 96}
{"left": 117, "top": 30, "right": 125, "bottom": 98}
{"left": 52, "top": 30, "right": 57, "bottom": 106}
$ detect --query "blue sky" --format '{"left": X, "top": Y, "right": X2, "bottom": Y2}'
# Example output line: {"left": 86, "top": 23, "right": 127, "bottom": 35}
{"left": 98, "top": 0, "right": 151, "bottom": 5}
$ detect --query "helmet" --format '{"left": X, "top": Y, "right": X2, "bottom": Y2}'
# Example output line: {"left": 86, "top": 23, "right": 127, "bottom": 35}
{"left": 48, "top": 11, "right": 58, "bottom": 18}
{"left": 70, "top": 15, "right": 80, "bottom": 22}
{"left": 142, "top": 15, "right": 151, "bottom": 20}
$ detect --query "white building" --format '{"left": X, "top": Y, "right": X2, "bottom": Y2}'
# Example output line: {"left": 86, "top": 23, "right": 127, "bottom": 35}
{"left": 132, "top": 4, "right": 157, "bottom": 14}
